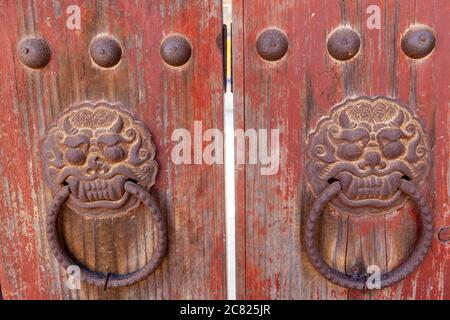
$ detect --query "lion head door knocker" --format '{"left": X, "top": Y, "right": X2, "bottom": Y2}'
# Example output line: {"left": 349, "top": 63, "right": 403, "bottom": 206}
{"left": 41, "top": 101, "right": 167, "bottom": 288}
{"left": 304, "top": 97, "right": 433, "bottom": 290}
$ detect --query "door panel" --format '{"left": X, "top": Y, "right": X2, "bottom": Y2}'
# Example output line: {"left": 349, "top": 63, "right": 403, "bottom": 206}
{"left": 0, "top": 0, "right": 225, "bottom": 299}
{"left": 233, "top": 0, "right": 449, "bottom": 299}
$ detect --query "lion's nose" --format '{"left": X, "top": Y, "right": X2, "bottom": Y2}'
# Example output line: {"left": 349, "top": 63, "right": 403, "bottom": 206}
{"left": 87, "top": 156, "right": 103, "bottom": 171}
{"left": 364, "top": 151, "right": 381, "bottom": 167}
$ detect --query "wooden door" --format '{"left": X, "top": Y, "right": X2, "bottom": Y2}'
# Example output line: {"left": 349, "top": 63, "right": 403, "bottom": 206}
{"left": 0, "top": 0, "right": 226, "bottom": 299}
{"left": 233, "top": 0, "right": 449, "bottom": 299}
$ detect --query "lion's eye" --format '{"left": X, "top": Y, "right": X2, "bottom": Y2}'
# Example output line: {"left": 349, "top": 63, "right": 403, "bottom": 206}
{"left": 64, "top": 135, "right": 90, "bottom": 148}
{"left": 337, "top": 143, "right": 363, "bottom": 160}
{"left": 377, "top": 128, "right": 405, "bottom": 141}
{"left": 97, "top": 134, "right": 123, "bottom": 146}
{"left": 103, "top": 146, "right": 126, "bottom": 162}
{"left": 382, "top": 141, "right": 405, "bottom": 159}
{"left": 65, "top": 148, "right": 86, "bottom": 165}
{"left": 340, "top": 128, "right": 370, "bottom": 142}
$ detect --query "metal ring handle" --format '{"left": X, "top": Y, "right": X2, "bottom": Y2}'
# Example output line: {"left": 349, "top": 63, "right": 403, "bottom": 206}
{"left": 47, "top": 181, "right": 167, "bottom": 288}
{"left": 304, "top": 179, "right": 433, "bottom": 290}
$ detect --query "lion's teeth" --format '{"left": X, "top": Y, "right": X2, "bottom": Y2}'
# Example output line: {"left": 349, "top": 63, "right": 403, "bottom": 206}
{"left": 358, "top": 179, "right": 364, "bottom": 199}
{"left": 107, "top": 183, "right": 114, "bottom": 200}
{"left": 370, "top": 176, "right": 375, "bottom": 196}
{"left": 103, "top": 188, "right": 110, "bottom": 200}
{"left": 86, "top": 189, "right": 93, "bottom": 201}
{"left": 78, "top": 182, "right": 85, "bottom": 201}
{"left": 342, "top": 173, "right": 403, "bottom": 201}
{"left": 381, "top": 179, "right": 389, "bottom": 199}
{"left": 72, "top": 177, "right": 126, "bottom": 202}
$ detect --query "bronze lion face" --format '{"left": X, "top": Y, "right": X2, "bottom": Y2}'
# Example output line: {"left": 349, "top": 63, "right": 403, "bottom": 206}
{"left": 41, "top": 102, "right": 158, "bottom": 217}
{"left": 306, "top": 97, "right": 430, "bottom": 215}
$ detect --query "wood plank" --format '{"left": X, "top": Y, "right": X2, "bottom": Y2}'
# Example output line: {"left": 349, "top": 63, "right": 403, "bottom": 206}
{"left": 234, "top": 0, "right": 449, "bottom": 299}
{"left": 0, "top": 0, "right": 226, "bottom": 300}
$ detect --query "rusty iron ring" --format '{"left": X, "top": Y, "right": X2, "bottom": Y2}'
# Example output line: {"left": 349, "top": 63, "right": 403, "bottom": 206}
{"left": 47, "top": 181, "right": 167, "bottom": 288}
{"left": 304, "top": 179, "right": 433, "bottom": 290}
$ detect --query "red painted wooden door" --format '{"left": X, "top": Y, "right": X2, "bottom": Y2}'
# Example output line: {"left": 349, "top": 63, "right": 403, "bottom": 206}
{"left": 0, "top": 0, "right": 225, "bottom": 299}
{"left": 233, "top": 0, "right": 449, "bottom": 299}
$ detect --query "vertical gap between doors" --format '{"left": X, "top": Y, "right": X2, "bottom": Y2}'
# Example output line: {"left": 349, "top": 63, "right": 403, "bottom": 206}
{"left": 223, "top": 0, "right": 236, "bottom": 300}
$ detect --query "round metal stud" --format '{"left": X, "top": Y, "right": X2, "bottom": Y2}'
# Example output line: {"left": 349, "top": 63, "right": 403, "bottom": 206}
{"left": 255, "top": 28, "right": 288, "bottom": 61}
{"left": 327, "top": 27, "right": 360, "bottom": 61}
{"left": 160, "top": 34, "right": 192, "bottom": 67}
{"left": 438, "top": 226, "right": 450, "bottom": 243}
{"left": 401, "top": 26, "right": 436, "bottom": 59}
{"left": 18, "top": 37, "right": 51, "bottom": 69}
{"left": 89, "top": 36, "right": 122, "bottom": 68}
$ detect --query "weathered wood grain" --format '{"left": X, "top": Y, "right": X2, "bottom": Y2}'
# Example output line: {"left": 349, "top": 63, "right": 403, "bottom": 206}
{"left": 0, "top": 0, "right": 225, "bottom": 300}
{"left": 234, "top": 0, "right": 449, "bottom": 299}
